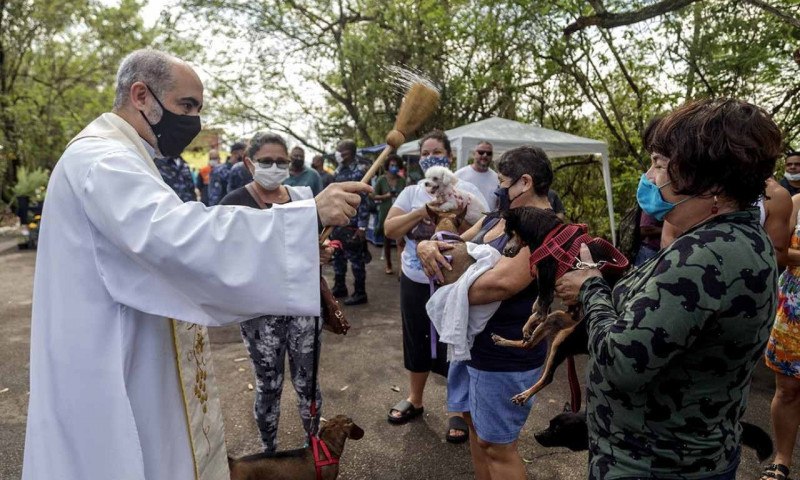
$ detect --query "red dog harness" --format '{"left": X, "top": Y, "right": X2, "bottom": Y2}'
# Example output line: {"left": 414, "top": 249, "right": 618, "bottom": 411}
{"left": 311, "top": 435, "right": 338, "bottom": 479}
{"left": 309, "top": 402, "right": 338, "bottom": 479}
{"left": 528, "top": 224, "right": 629, "bottom": 278}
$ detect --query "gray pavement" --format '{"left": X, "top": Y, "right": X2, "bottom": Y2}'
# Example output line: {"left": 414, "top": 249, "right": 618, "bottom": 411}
{"left": 1, "top": 244, "right": 797, "bottom": 479}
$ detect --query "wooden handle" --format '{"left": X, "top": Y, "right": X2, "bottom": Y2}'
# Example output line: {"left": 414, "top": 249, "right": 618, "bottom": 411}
{"left": 319, "top": 144, "right": 396, "bottom": 243}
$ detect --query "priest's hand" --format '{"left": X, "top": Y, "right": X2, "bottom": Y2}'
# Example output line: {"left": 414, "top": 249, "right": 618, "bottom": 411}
{"left": 316, "top": 182, "right": 373, "bottom": 226}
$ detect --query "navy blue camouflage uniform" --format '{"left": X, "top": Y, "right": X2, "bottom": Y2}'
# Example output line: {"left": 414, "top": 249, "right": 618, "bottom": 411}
{"left": 154, "top": 156, "right": 196, "bottom": 202}
{"left": 208, "top": 162, "right": 233, "bottom": 206}
{"left": 331, "top": 160, "right": 370, "bottom": 297}
{"left": 227, "top": 162, "right": 252, "bottom": 193}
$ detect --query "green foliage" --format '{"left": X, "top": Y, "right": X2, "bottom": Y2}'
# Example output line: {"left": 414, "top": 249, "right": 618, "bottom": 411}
{"left": 0, "top": 0, "right": 198, "bottom": 201}
{"left": 180, "top": 0, "right": 800, "bottom": 239}
{"left": 11, "top": 166, "right": 49, "bottom": 203}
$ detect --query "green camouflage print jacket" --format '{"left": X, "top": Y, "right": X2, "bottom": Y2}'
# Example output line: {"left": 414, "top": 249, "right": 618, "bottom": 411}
{"left": 579, "top": 210, "right": 776, "bottom": 479}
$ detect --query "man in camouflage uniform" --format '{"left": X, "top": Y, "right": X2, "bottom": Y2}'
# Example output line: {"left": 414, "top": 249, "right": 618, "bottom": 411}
{"left": 154, "top": 155, "right": 196, "bottom": 202}
{"left": 331, "top": 139, "right": 371, "bottom": 305}
{"left": 208, "top": 142, "right": 246, "bottom": 206}
{"left": 226, "top": 141, "right": 252, "bottom": 193}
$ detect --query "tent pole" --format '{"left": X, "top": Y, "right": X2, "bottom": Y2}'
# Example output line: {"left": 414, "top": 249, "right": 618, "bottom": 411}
{"left": 600, "top": 152, "right": 617, "bottom": 245}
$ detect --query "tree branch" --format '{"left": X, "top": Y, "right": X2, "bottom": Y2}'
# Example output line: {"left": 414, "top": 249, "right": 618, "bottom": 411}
{"left": 564, "top": 0, "right": 699, "bottom": 36}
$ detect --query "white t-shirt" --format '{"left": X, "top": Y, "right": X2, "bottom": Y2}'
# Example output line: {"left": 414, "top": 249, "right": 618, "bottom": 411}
{"left": 454, "top": 165, "right": 499, "bottom": 210}
{"left": 393, "top": 180, "right": 487, "bottom": 284}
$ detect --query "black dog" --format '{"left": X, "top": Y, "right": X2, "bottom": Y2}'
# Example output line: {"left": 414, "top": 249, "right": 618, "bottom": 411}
{"left": 534, "top": 411, "right": 772, "bottom": 462}
{"left": 534, "top": 411, "right": 589, "bottom": 451}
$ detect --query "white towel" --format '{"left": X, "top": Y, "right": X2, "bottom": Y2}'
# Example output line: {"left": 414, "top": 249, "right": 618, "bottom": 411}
{"left": 426, "top": 243, "right": 502, "bottom": 361}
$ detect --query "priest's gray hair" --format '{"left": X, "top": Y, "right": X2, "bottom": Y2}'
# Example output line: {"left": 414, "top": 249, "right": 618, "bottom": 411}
{"left": 113, "top": 49, "right": 176, "bottom": 110}
{"left": 247, "top": 132, "right": 288, "bottom": 158}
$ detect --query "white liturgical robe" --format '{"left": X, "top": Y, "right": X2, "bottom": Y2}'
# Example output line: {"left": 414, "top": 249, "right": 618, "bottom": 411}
{"left": 22, "top": 113, "right": 320, "bottom": 480}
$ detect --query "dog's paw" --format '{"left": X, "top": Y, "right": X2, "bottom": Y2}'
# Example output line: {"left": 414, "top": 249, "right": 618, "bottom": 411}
{"left": 511, "top": 393, "right": 530, "bottom": 406}
{"left": 491, "top": 333, "right": 504, "bottom": 345}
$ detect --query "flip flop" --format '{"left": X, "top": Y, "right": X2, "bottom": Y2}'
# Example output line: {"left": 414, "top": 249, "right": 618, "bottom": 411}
{"left": 761, "top": 463, "right": 791, "bottom": 480}
{"left": 387, "top": 399, "right": 424, "bottom": 425}
{"left": 446, "top": 415, "right": 469, "bottom": 444}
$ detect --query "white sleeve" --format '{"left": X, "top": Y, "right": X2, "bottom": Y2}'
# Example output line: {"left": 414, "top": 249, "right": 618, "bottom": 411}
{"left": 80, "top": 152, "right": 320, "bottom": 326}
{"left": 457, "top": 181, "right": 489, "bottom": 211}
{"left": 392, "top": 184, "right": 415, "bottom": 213}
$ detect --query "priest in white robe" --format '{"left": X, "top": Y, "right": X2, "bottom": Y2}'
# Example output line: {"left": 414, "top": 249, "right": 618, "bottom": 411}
{"left": 22, "top": 49, "right": 370, "bottom": 480}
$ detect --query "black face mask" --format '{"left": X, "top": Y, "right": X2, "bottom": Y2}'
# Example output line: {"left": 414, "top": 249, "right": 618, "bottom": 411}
{"left": 140, "top": 85, "right": 201, "bottom": 157}
{"left": 494, "top": 178, "right": 524, "bottom": 211}
{"left": 291, "top": 157, "right": 305, "bottom": 170}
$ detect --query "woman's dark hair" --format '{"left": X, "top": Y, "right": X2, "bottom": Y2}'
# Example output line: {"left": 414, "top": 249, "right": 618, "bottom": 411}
{"left": 418, "top": 129, "right": 451, "bottom": 155}
{"left": 387, "top": 153, "right": 404, "bottom": 169}
{"left": 650, "top": 98, "right": 783, "bottom": 208}
{"left": 642, "top": 115, "right": 664, "bottom": 153}
{"left": 497, "top": 145, "right": 553, "bottom": 196}
{"left": 247, "top": 132, "right": 288, "bottom": 159}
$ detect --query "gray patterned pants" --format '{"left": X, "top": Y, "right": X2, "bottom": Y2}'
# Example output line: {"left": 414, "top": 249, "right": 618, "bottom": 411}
{"left": 240, "top": 315, "right": 322, "bottom": 453}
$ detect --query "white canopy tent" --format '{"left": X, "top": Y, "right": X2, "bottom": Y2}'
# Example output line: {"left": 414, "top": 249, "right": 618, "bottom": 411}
{"left": 396, "top": 116, "right": 617, "bottom": 243}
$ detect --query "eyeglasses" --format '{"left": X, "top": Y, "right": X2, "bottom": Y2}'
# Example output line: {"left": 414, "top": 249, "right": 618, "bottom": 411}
{"left": 254, "top": 157, "right": 290, "bottom": 169}
{"left": 476, "top": 150, "right": 493, "bottom": 157}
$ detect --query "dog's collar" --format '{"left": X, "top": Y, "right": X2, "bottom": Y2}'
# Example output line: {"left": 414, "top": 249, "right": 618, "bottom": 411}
{"left": 528, "top": 224, "right": 630, "bottom": 278}
{"left": 311, "top": 436, "right": 339, "bottom": 479}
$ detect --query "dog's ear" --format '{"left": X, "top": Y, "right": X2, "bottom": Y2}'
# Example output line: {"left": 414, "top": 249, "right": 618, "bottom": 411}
{"left": 347, "top": 421, "right": 365, "bottom": 440}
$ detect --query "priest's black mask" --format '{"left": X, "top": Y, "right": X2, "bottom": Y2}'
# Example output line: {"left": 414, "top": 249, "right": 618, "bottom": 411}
{"left": 140, "top": 84, "right": 201, "bottom": 157}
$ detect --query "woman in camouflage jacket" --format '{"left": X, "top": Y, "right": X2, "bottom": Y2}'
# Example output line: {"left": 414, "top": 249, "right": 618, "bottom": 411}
{"left": 555, "top": 99, "right": 784, "bottom": 480}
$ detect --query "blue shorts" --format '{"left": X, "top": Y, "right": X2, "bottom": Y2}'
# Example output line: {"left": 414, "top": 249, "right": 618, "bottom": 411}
{"left": 447, "top": 361, "right": 470, "bottom": 412}
{"left": 467, "top": 365, "right": 543, "bottom": 444}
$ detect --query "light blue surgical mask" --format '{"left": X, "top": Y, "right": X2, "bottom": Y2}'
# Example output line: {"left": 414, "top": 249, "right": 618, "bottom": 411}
{"left": 636, "top": 174, "right": 694, "bottom": 221}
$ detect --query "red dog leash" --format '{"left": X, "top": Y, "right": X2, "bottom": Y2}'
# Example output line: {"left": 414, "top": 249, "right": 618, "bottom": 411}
{"left": 527, "top": 224, "right": 629, "bottom": 413}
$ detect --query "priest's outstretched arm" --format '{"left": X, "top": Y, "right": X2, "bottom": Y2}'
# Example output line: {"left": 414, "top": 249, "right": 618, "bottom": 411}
{"left": 78, "top": 150, "right": 366, "bottom": 326}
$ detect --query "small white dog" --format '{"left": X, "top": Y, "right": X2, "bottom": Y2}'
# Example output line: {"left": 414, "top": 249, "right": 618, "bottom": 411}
{"left": 423, "top": 166, "right": 484, "bottom": 224}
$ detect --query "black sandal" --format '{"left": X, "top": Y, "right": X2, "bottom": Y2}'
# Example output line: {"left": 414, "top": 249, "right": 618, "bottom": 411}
{"left": 761, "top": 463, "right": 791, "bottom": 480}
{"left": 445, "top": 415, "right": 469, "bottom": 444}
{"left": 387, "top": 399, "right": 424, "bottom": 425}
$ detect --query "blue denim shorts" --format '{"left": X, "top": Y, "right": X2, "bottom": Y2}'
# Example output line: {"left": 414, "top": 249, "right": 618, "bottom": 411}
{"left": 467, "top": 365, "right": 543, "bottom": 444}
{"left": 447, "top": 361, "right": 470, "bottom": 412}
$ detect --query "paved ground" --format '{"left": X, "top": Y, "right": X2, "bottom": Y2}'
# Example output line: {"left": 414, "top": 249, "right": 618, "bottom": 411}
{"left": 1, "top": 244, "right": 798, "bottom": 479}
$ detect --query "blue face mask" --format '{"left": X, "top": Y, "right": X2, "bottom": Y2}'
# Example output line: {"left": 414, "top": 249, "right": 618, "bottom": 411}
{"left": 494, "top": 178, "right": 522, "bottom": 211}
{"left": 388, "top": 166, "right": 400, "bottom": 175}
{"left": 420, "top": 155, "right": 450, "bottom": 172}
{"left": 636, "top": 174, "right": 693, "bottom": 221}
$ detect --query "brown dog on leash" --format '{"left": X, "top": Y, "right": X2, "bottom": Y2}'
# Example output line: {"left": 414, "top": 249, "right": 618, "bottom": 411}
{"left": 228, "top": 415, "right": 364, "bottom": 480}
{"left": 490, "top": 207, "right": 628, "bottom": 405}
{"left": 425, "top": 203, "right": 475, "bottom": 286}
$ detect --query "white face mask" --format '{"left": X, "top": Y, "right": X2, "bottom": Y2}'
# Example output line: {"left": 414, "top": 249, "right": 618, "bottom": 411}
{"left": 254, "top": 164, "right": 289, "bottom": 190}
{"left": 335, "top": 151, "right": 344, "bottom": 164}
{"left": 785, "top": 171, "right": 800, "bottom": 182}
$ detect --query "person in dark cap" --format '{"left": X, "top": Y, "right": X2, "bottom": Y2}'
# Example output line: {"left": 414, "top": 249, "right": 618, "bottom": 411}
{"left": 226, "top": 140, "right": 253, "bottom": 195}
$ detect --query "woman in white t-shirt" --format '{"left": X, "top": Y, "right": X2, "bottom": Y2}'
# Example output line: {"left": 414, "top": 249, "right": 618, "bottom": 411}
{"left": 383, "top": 130, "right": 487, "bottom": 443}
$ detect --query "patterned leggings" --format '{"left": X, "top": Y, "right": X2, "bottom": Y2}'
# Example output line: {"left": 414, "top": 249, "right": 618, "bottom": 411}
{"left": 240, "top": 315, "right": 322, "bottom": 453}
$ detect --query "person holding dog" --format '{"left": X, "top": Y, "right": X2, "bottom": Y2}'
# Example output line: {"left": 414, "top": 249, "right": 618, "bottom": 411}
{"left": 22, "top": 49, "right": 370, "bottom": 480}
{"left": 383, "top": 129, "right": 486, "bottom": 443}
{"left": 418, "top": 145, "right": 555, "bottom": 480}
{"left": 555, "top": 98, "right": 782, "bottom": 479}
